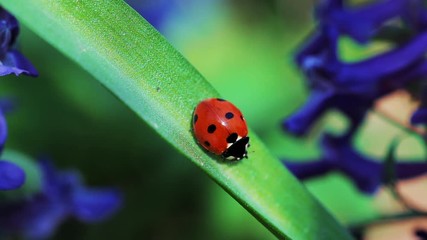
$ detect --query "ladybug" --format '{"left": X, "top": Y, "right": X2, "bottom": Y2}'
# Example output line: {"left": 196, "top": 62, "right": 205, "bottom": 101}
{"left": 192, "top": 98, "right": 249, "bottom": 160}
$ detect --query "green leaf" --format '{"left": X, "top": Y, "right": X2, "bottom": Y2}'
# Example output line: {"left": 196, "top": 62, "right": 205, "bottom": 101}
{"left": 2, "top": 1, "right": 352, "bottom": 239}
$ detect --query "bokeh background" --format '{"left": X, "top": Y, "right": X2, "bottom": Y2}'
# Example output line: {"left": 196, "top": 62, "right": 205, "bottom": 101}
{"left": 2, "top": 0, "right": 426, "bottom": 239}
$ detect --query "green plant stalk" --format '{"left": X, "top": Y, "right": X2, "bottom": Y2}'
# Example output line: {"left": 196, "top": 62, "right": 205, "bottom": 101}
{"left": 2, "top": 1, "right": 352, "bottom": 239}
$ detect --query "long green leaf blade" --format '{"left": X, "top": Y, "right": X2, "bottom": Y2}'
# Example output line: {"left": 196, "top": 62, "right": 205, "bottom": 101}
{"left": 2, "top": 1, "right": 352, "bottom": 239}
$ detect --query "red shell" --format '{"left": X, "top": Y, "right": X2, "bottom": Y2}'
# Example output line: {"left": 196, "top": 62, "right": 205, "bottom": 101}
{"left": 192, "top": 98, "right": 249, "bottom": 156}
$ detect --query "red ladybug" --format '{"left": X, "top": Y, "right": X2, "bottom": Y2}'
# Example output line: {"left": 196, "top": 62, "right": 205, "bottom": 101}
{"left": 193, "top": 98, "right": 249, "bottom": 160}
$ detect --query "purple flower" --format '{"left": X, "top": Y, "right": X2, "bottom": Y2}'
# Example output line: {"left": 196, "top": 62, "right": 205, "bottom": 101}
{"left": 0, "top": 160, "right": 122, "bottom": 239}
{"left": 284, "top": 0, "right": 427, "bottom": 137}
{"left": 402, "top": 0, "right": 427, "bottom": 32}
{"left": 283, "top": 134, "right": 427, "bottom": 194}
{"left": 0, "top": 7, "right": 37, "bottom": 77}
{"left": 411, "top": 107, "right": 427, "bottom": 125}
{"left": 316, "top": 0, "right": 408, "bottom": 43}
{"left": 0, "top": 99, "right": 25, "bottom": 190}
{"left": 410, "top": 83, "right": 427, "bottom": 125}
{"left": 0, "top": 102, "right": 7, "bottom": 152}
{"left": 0, "top": 160, "right": 25, "bottom": 190}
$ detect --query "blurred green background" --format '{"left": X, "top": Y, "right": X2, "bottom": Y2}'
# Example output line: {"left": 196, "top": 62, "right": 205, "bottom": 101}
{"left": 2, "top": 0, "right": 425, "bottom": 239}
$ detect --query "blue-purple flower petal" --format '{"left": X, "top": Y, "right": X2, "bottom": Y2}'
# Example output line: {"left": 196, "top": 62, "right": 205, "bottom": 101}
{"left": 0, "top": 98, "right": 15, "bottom": 114}
{"left": 0, "top": 7, "right": 38, "bottom": 77}
{"left": 0, "top": 50, "right": 39, "bottom": 77}
{"left": 336, "top": 31, "right": 427, "bottom": 90}
{"left": 0, "top": 160, "right": 25, "bottom": 190}
{"left": 0, "top": 108, "right": 7, "bottom": 152}
{"left": 72, "top": 187, "right": 122, "bottom": 222}
{"left": 283, "top": 134, "right": 427, "bottom": 195}
{"left": 395, "top": 161, "right": 427, "bottom": 179}
{"left": 284, "top": 0, "right": 427, "bottom": 197}
{"left": 411, "top": 107, "right": 427, "bottom": 125}
{"left": 20, "top": 199, "right": 67, "bottom": 240}
{"left": 321, "top": 134, "right": 382, "bottom": 194}
{"left": 317, "top": 0, "right": 407, "bottom": 43}
{"left": 129, "top": 0, "right": 176, "bottom": 31}
{"left": 0, "top": 7, "right": 19, "bottom": 57}
{"left": 286, "top": 14, "right": 427, "bottom": 137}
{"left": 283, "top": 90, "right": 333, "bottom": 136}
{"left": 295, "top": 27, "right": 339, "bottom": 68}
{"left": 410, "top": 82, "right": 427, "bottom": 125}
{"left": 284, "top": 159, "right": 332, "bottom": 179}
{"left": 403, "top": 0, "right": 427, "bottom": 31}
{"left": 0, "top": 160, "right": 122, "bottom": 238}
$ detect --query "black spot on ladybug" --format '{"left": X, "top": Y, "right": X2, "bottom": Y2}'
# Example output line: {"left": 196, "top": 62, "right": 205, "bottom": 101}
{"left": 216, "top": 98, "right": 226, "bottom": 101}
{"left": 225, "top": 112, "right": 234, "bottom": 119}
{"left": 193, "top": 114, "right": 198, "bottom": 124}
{"left": 207, "top": 124, "right": 216, "bottom": 133}
{"left": 240, "top": 115, "right": 244, "bottom": 121}
{"left": 226, "top": 133, "right": 238, "bottom": 143}
{"left": 204, "top": 141, "right": 211, "bottom": 147}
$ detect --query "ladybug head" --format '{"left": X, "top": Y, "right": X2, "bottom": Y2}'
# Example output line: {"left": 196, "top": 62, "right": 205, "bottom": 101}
{"left": 221, "top": 136, "right": 250, "bottom": 161}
